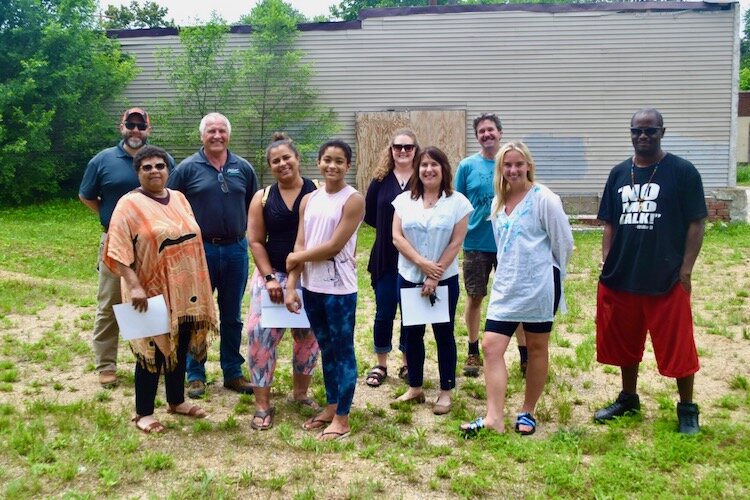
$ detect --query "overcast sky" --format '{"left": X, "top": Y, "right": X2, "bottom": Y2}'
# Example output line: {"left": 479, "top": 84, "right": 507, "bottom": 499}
{"left": 99, "top": 0, "right": 338, "bottom": 25}
{"left": 100, "top": 0, "right": 749, "bottom": 29}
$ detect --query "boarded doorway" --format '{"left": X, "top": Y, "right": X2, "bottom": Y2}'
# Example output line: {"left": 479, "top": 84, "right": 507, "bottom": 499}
{"left": 355, "top": 110, "right": 466, "bottom": 192}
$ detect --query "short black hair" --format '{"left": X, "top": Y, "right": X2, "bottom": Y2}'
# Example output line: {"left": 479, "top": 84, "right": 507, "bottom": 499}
{"left": 631, "top": 107, "right": 664, "bottom": 128}
{"left": 472, "top": 113, "right": 502, "bottom": 135}
{"left": 318, "top": 139, "right": 352, "bottom": 164}
{"left": 133, "top": 145, "right": 170, "bottom": 172}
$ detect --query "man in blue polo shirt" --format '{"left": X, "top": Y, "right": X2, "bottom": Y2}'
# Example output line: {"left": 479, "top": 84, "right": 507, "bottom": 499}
{"left": 168, "top": 112, "right": 258, "bottom": 398}
{"left": 79, "top": 107, "right": 175, "bottom": 388}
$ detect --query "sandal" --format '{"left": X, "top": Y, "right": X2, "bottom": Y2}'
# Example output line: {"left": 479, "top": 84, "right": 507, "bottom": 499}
{"left": 365, "top": 365, "right": 388, "bottom": 387}
{"left": 167, "top": 403, "right": 207, "bottom": 419}
{"left": 515, "top": 412, "right": 537, "bottom": 436}
{"left": 460, "top": 417, "right": 485, "bottom": 437}
{"left": 397, "top": 365, "right": 409, "bottom": 381}
{"left": 133, "top": 415, "right": 165, "bottom": 434}
{"left": 318, "top": 430, "right": 350, "bottom": 441}
{"left": 287, "top": 397, "right": 321, "bottom": 411}
{"left": 303, "top": 414, "right": 333, "bottom": 430}
{"left": 250, "top": 407, "right": 275, "bottom": 430}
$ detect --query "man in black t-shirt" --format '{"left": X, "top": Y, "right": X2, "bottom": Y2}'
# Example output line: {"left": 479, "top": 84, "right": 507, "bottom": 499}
{"left": 594, "top": 108, "right": 707, "bottom": 435}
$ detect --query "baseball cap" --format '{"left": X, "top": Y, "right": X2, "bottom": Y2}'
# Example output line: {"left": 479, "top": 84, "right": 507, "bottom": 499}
{"left": 121, "top": 107, "right": 150, "bottom": 126}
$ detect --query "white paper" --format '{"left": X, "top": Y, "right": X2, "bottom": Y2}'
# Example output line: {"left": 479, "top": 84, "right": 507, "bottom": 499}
{"left": 400, "top": 285, "right": 449, "bottom": 326}
{"left": 260, "top": 290, "right": 311, "bottom": 329}
{"left": 113, "top": 294, "right": 170, "bottom": 340}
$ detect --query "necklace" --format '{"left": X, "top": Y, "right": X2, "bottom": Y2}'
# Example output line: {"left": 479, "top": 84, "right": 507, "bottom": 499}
{"left": 423, "top": 193, "right": 439, "bottom": 207}
{"left": 394, "top": 172, "right": 410, "bottom": 190}
{"left": 630, "top": 157, "right": 660, "bottom": 212}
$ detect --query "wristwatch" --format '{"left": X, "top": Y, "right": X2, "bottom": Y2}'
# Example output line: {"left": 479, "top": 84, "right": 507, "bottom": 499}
{"left": 264, "top": 274, "right": 276, "bottom": 283}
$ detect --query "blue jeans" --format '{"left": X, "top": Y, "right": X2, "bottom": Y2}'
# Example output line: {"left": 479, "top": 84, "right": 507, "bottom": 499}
{"left": 399, "top": 274, "right": 459, "bottom": 391}
{"left": 187, "top": 239, "right": 248, "bottom": 382}
{"left": 372, "top": 270, "right": 405, "bottom": 355}
{"left": 303, "top": 289, "right": 357, "bottom": 416}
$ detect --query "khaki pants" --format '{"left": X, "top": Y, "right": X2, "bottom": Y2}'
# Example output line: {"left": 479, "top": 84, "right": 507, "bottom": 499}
{"left": 92, "top": 232, "right": 122, "bottom": 372}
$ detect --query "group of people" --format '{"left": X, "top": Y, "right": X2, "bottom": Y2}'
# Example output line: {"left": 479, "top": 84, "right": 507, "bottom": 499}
{"left": 79, "top": 106, "right": 706, "bottom": 439}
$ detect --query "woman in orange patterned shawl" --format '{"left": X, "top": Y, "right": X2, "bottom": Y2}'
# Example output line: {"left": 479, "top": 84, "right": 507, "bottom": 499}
{"left": 105, "top": 145, "right": 217, "bottom": 434}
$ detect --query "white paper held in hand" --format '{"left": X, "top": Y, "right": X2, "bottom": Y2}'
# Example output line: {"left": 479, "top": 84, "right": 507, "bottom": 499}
{"left": 260, "top": 289, "right": 311, "bottom": 329}
{"left": 400, "top": 285, "right": 449, "bottom": 326}
{"left": 112, "top": 294, "right": 170, "bottom": 340}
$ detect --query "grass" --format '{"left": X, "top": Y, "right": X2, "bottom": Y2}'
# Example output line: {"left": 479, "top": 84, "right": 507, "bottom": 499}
{"left": 0, "top": 200, "right": 749, "bottom": 497}
{"left": 738, "top": 162, "right": 750, "bottom": 186}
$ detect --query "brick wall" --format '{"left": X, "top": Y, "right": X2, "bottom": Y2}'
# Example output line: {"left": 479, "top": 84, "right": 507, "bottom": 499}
{"left": 705, "top": 195, "right": 731, "bottom": 222}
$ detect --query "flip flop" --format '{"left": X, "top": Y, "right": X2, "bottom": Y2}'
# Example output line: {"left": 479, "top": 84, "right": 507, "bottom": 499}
{"left": 460, "top": 417, "right": 486, "bottom": 437}
{"left": 133, "top": 415, "right": 165, "bottom": 434}
{"left": 515, "top": 412, "right": 537, "bottom": 436}
{"left": 287, "top": 397, "right": 321, "bottom": 411}
{"left": 302, "top": 415, "right": 333, "bottom": 430}
{"left": 167, "top": 403, "right": 207, "bottom": 419}
{"left": 318, "top": 430, "right": 350, "bottom": 441}
{"left": 250, "top": 407, "right": 275, "bottom": 430}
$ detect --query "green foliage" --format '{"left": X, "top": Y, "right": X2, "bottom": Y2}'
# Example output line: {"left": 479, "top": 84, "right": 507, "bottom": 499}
{"left": 240, "top": 0, "right": 339, "bottom": 183}
{"left": 101, "top": 1, "right": 175, "bottom": 29}
{"left": 738, "top": 163, "right": 750, "bottom": 185}
{"left": 0, "top": 0, "right": 136, "bottom": 206}
{"left": 156, "top": 14, "right": 238, "bottom": 147}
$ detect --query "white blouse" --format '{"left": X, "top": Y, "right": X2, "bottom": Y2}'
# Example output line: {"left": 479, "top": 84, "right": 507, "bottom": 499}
{"left": 486, "top": 183, "right": 574, "bottom": 323}
{"left": 392, "top": 191, "right": 473, "bottom": 283}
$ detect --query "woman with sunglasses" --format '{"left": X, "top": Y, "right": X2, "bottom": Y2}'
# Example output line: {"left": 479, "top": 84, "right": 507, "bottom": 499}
{"left": 245, "top": 133, "right": 321, "bottom": 430}
{"left": 105, "top": 145, "right": 217, "bottom": 434}
{"left": 460, "top": 141, "right": 573, "bottom": 437}
{"left": 363, "top": 129, "right": 419, "bottom": 388}
{"left": 392, "top": 146, "right": 473, "bottom": 415}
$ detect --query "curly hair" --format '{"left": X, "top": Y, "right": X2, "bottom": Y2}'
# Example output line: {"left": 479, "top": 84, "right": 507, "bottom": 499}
{"left": 371, "top": 128, "right": 419, "bottom": 181}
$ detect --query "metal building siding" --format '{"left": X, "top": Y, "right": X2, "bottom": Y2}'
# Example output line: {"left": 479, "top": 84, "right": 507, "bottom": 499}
{"left": 114, "top": 4, "right": 737, "bottom": 192}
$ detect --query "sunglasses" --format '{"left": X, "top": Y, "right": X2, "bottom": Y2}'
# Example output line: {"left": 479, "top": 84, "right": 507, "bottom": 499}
{"left": 217, "top": 171, "right": 229, "bottom": 194}
{"left": 140, "top": 162, "right": 166, "bottom": 172}
{"left": 124, "top": 121, "right": 148, "bottom": 131}
{"left": 392, "top": 144, "right": 416, "bottom": 152}
{"left": 630, "top": 127, "right": 662, "bottom": 137}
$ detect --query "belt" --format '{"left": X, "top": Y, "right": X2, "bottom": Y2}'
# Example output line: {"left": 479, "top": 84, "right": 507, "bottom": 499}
{"left": 206, "top": 233, "right": 245, "bottom": 245}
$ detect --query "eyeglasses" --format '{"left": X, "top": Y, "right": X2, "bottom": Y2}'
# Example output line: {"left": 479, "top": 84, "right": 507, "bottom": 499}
{"left": 392, "top": 144, "right": 416, "bottom": 152}
{"left": 140, "top": 162, "right": 167, "bottom": 172}
{"left": 124, "top": 122, "right": 148, "bottom": 131}
{"left": 630, "top": 127, "right": 663, "bottom": 137}
{"left": 217, "top": 171, "right": 229, "bottom": 194}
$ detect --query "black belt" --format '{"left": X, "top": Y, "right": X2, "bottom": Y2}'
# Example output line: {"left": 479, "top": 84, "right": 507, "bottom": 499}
{"left": 206, "top": 234, "right": 245, "bottom": 245}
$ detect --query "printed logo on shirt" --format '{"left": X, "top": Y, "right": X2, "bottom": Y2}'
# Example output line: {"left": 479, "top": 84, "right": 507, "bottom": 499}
{"left": 617, "top": 183, "right": 662, "bottom": 230}
{"left": 225, "top": 168, "right": 241, "bottom": 176}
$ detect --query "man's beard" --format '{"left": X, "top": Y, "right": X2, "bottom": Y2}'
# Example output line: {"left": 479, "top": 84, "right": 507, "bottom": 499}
{"left": 125, "top": 136, "right": 146, "bottom": 149}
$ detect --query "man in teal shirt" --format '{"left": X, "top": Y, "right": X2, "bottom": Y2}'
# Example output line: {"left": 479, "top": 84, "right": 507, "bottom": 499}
{"left": 455, "top": 113, "right": 526, "bottom": 377}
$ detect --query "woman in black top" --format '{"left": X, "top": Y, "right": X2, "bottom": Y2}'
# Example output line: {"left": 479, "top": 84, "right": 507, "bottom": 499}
{"left": 246, "top": 133, "right": 320, "bottom": 430}
{"left": 364, "top": 128, "right": 419, "bottom": 387}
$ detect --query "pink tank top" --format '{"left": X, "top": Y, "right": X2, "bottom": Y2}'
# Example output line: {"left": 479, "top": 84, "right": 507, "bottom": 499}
{"left": 302, "top": 185, "right": 360, "bottom": 294}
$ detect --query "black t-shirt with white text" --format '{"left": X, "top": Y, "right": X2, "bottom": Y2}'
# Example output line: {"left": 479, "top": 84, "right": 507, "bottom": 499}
{"left": 598, "top": 153, "right": 707, "bottom": 295}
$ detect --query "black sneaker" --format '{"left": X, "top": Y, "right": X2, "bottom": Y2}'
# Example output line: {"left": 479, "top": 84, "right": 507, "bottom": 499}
{"left": 594, "top": 391, "right": 640, "bottom": 423}
{"left": 677, "top": 402, "right": 700, "bottom": 435}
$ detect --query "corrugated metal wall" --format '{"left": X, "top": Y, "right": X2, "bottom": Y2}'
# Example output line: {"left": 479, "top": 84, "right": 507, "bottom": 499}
{"left": 113, "top": 3, "right": 738, "bottom": 192}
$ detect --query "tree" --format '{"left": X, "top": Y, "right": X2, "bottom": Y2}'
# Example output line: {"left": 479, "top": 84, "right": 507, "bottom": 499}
{"left": 741, "top": 9, "right": 750, "bottom": 90}
{"left": 240, "top": 0, "right": 339, "bottom": 183}
{"left": 156, "top": 14, "right": 238, "bottom": 148}
{"left": 101, "top": 1, "right": 175, "bottom": 29}
{"left": 0, "top": 0, "right": 136, "bottom": 205}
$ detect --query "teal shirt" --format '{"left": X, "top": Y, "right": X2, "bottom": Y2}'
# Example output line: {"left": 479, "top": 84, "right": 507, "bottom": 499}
{"left": 455, "top": 153, "right": 497, "bottom": 252}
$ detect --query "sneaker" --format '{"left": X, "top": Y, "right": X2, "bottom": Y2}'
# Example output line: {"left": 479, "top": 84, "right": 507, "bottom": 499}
{"left": 594, "top": 391, "right": 640, "bottom": 423}
{"left": 98, "top": 370, "right": 118, "bottom": 388}
{"left": 463, "top": 353, "right": 482, "bottom": 377}
{"left": 677, "top": 402, "right": 700, "bottom": 435}
{"left": 223, "top": 376, "right": 253, "bottom": 394}
{"left": 187, "top": 380, "right": 206, "bottom": 399}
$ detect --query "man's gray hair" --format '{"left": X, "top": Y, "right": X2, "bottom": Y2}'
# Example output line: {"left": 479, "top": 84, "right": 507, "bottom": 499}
{"left": 199, "top": 112, "right": 232, "bottom": 136}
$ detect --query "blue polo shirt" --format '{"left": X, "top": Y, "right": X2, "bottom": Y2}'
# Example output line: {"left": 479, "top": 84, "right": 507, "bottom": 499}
{"left": 79, "top": 141, "right": 175, "bottom": 231}
{"left": 167, "top": 147, "right": 258, "bottom": 240}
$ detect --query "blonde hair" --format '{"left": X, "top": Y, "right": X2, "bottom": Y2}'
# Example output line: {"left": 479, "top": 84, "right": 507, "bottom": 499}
{"left": 372, "top": 128, "right": 419, "bottom": 181}
{"left": 492, "top": 140, "right": 536, "bottom": 217}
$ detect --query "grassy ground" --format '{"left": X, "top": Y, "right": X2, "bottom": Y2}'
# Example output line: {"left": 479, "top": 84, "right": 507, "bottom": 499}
{"left": 0, "top": 200, "right": 749, "bottom": 498}
{"left": 738, "top": 163, "right": 750, "bottom": 186}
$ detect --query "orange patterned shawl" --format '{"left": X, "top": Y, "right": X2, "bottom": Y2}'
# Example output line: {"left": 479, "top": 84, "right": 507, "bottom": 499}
{"left": 105, "top": 189, "right": 217, "bottom": 372}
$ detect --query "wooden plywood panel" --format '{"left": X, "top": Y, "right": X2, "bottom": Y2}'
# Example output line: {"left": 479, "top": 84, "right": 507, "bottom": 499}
{"left": 355, "top": 110, "right": 466, "bottom": 192}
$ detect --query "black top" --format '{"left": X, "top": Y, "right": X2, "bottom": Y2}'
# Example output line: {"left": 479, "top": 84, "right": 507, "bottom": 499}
{"left": 265, "top": 177, "right": 317, "bottom": 272}
{"left": 167, "top": 148, "right": 258, "bottom": 240}
{"left": 598, "top": 153, "right": 707, "bottom": 295}
{"left": 364, "top": 170, "right": 410, "bottom": 284}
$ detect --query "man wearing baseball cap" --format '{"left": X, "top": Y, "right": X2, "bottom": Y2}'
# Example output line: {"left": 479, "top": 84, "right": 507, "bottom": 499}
{"left": 79, "top": 107, "right": 175, "bottom": 387}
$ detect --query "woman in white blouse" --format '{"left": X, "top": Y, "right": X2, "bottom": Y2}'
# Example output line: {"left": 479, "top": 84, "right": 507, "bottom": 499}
{"left": 392, "top": 146, "right": 473, "bottom": 415}
{"left": 461, "top": 140, "right": 573, "bottom": 437}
